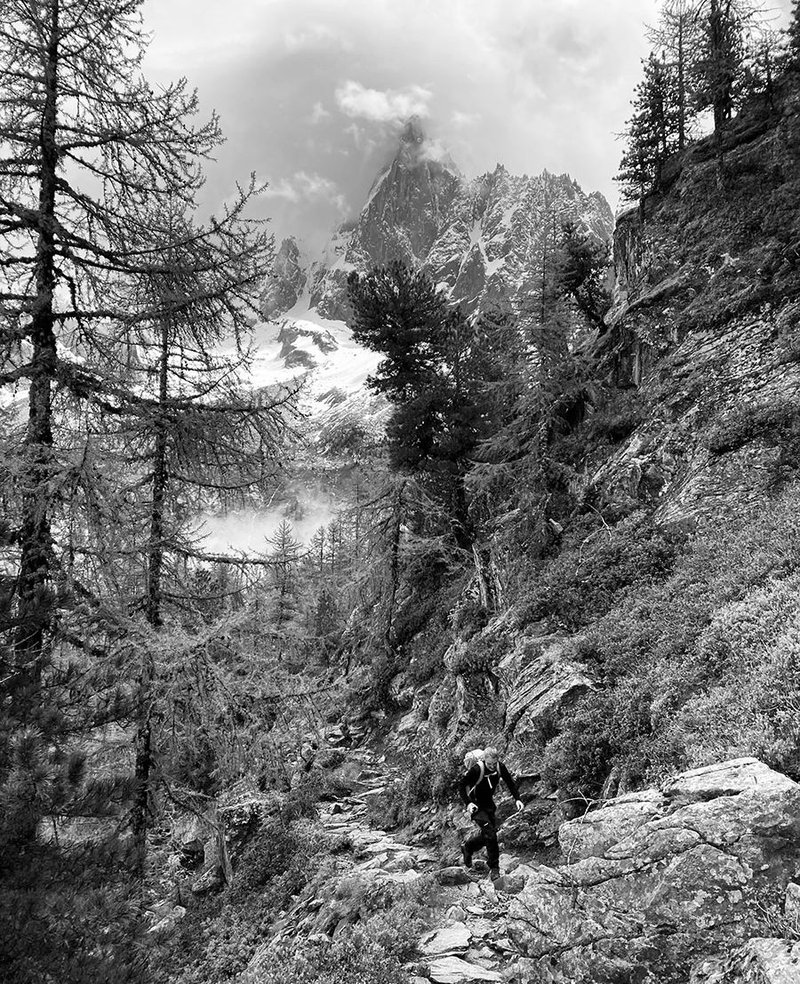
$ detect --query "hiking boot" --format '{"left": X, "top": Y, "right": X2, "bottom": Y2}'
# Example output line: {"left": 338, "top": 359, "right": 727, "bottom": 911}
{"left": 461, "top": 845, "right": 473, "bottom": 869}
{"left": 489, "top": 867, "right": 501, "bottom": 882}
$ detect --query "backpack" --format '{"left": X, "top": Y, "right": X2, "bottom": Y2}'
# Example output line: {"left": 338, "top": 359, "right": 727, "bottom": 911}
{"left": 463, "top": 748, "right": 488, "bottom": 800}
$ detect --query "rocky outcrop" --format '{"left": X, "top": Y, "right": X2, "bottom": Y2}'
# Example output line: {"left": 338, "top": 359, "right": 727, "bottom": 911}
{"left": 261, "top": 236, "right": 306, "bottom": 319}
{"left": 692, "top": 938, "right": 800, "bottom": 983}
{"left": 499, "top": 633, "right": 595, "bottom": 747}
{"left": 508, "top": 758, "right": 800, "bottom": 983}
{"left": 593, "top": 77, "right": 800, "bottom": 522}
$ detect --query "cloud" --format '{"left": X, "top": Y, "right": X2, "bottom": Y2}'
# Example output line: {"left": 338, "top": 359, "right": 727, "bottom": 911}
{"left": 263, "top": 171, "right": 347, "bottom": 214}
{"left": 335, "top": 80, "right": 433, "bottom": 124}
{"left": 283, "top": 24, "right": 351, "bottom": 53}
{"left": 451, "top": 110, "right": 480, "bottom": 128}
{"left": 310, "top": 101, "right": 331, "bottom": 124}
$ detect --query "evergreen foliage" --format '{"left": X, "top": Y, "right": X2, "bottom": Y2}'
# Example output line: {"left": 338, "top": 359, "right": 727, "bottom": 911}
{"left": 556, "top": 221, "right": 612, "bottom": 332}
{"left": 617, "top": 53, "right": 683, "bottom": 202}
{"left": 347, "top": 262, "right": 484, "bottom": 549}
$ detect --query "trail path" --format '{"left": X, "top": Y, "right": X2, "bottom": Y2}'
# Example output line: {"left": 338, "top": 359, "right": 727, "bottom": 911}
{"left": 260, "top": 745, "right": 533, "bottom": 984}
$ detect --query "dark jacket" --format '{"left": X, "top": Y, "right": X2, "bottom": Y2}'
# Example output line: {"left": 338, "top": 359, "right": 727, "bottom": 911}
{"left": 459, "top": 761, "right": 520, "bottom": 811}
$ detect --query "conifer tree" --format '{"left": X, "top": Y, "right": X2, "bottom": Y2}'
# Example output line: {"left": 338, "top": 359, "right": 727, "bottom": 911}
{"left": 695, "top": 0, "right": 747, "bottom": 129}
{"left": 0, "top": 0, "right": 222, "bottom": 686}
{"left": 786, "top": 0, "right": 800, "bottom": 66}
{"left": 556, "top": 221, "right": 612, "bottom": 334}
{"left": 346, "top": 262, "right": 482, "bottom": 550}
{"left": 648, "top": 0, "right": 702, "bottom": 149}
{"left": 0, "top": 0, "right": 291, "bottom": 874}
{"left": 617, "top": 52, "right": 681, "bottom": 201}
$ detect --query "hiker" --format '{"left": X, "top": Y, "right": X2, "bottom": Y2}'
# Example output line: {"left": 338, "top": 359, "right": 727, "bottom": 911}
{"left": 459, "top": 746, "right": 523, "bottom": 881}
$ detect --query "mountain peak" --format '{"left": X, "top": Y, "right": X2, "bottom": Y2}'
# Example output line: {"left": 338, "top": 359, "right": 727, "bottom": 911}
{"left": 394, "top": 117, "right": 458, "bottom": 175}
{"left": 400, "top": 116, "right": 426, "bottom": 147}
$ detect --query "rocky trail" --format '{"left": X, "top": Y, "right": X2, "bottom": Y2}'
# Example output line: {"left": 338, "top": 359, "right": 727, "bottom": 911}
{"left": 233, "top": 749, "right": 800, "bottom": 983}
{"left": 243, "top": 743, "right": 534, "bottom": 983}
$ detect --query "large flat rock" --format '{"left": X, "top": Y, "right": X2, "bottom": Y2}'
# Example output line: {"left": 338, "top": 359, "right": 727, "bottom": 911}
{"left": 426, "top": 955, "right": 503, "bottom": 983}
{"left": 508, "top": 760, "right": 800, "bottom": 984}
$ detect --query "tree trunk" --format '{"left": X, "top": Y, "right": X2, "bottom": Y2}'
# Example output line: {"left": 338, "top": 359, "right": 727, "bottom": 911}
{"left": 132, "top": 315, "right": 169, "bottom": 864}
{"left": 15, "top": 0, "right": 60, "bottom": 694}
{"left": 384, "top": 481, "right": 406, "bottom": 653}
{"left": 677, "top": 13, "right": 687, "bottom": 150}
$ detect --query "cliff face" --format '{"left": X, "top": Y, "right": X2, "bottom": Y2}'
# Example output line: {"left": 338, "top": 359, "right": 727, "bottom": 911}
{"left": 590, "top": 77, "right": 800, "bottom": 524}
{"left": 263, "top": 119, "right": 613, "bottom": 324}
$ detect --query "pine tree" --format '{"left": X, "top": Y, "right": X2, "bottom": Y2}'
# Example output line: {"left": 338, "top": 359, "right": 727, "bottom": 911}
{"left": 694, "top": 0, "right": 748, "bottom": 130}
{"left": 616, "top": 52, "right": 681, "bottom": 201}
{"left": 786, "top": 0, "right": 800, "bottom": 67}
{"left": 346, "top": 262, "right": 482, "bottom": 550}
{"left": 556, "top": 221, "right": 612, "bottom": 334}
{"left": 648, "top": 0, "right": 703, "bottom": 150}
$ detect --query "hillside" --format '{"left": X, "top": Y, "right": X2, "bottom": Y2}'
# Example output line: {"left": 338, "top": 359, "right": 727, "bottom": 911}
{"left": 124, "top": 72, "right": 800, "bottom": 984}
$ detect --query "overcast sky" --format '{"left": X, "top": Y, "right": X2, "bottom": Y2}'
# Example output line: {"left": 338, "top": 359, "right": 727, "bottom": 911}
{"left": 141, "top": 0, "right": 792, "bottom": 253}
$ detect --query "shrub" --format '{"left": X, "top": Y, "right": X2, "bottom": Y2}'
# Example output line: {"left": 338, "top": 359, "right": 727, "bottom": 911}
{"left": 367, "top": 747, "right": 462, "bottom": 830}
{"left": 517, "top": 516, "right": 686, "bottom": 631}
{"left": 542, "top": 485, "right": 800, "bottom": 794}
{"left": 448, "top": 633, "right": 505, "bottom": 676}
{"left": 704, "top": 398, "right": 800, "bottom": 455}
{"left": 251, "top": 930, "right": 408, "bottom": 984}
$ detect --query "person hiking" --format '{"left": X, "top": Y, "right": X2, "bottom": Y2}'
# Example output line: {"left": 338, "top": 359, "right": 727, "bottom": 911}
{"left": 459, "top": 746, "right": 523, "bottom": 881}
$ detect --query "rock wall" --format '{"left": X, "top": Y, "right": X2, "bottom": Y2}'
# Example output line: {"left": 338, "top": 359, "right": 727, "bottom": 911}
{"left": 508, "top": 759, "right": 800, "bottom": 983}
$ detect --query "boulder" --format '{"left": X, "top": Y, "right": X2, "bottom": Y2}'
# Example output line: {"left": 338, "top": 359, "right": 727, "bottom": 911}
{"left": 690, "top": 938, "right": 800, "bottom": 983}
{"left": 508, "top": 759, "right": 800, "bottom": 983}
{"left": 147, "top": 905, "right": 186, "bottom": 935}
{"left": 499, "top": 635, "right": 595, "bottom": 745}
{"left": 437, "top": 866, "right": 474, "bottom": 886}
{"left": 426, "top": 955, "right": 503, "bottom": 983}
{"left": 420, "top": 922, "right": 472, "bottom": 956}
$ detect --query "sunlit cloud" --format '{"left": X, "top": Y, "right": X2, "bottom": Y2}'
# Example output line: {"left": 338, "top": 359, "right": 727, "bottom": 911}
{"left": 263, "top": 171, "right": 348, "bottom": 214}
{"left": 335, "top": 80, "right": 433, "bottom": 124}
{"left": 310, "top": 101, "right": 331, "bottom": 124}
{"left": 451, "top": 110, "right": 480, "bottom": 128}
{"left": 284, "top": 24, "right": 351, "bottom": 52}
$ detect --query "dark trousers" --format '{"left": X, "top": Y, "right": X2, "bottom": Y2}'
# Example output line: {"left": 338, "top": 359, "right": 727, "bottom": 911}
{"left": 464, "top": 808, "right": 499, "bottom": 870}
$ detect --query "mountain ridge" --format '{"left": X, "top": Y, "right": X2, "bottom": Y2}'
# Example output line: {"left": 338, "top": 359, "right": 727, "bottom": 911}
{"left": 256, "top": 121, "right": 614, "bottom": 415}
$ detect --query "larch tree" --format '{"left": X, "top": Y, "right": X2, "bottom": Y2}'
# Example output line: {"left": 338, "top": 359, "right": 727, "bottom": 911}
{"left": 0, "top": 0, "right": 220, "bottom": 686}
{"left": 616, "top": 52, "right": 682, "bottom": 201}
{"left": 0, "top": 0, "right": 292, "bottom": 866}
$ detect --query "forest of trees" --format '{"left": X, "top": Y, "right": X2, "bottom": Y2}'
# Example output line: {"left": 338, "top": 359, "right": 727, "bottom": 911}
{"left": 617, "top": 0, "right": 800, "bottom": 200}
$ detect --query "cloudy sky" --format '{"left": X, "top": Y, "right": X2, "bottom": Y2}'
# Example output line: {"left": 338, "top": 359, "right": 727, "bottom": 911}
{"left": 141, "top": 0, "right": 792, "bottom": 253}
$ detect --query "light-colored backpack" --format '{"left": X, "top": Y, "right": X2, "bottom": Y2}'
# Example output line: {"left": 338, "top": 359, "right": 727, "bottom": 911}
{"left": 463, "top": 748, "right": 486, "bottom": 799}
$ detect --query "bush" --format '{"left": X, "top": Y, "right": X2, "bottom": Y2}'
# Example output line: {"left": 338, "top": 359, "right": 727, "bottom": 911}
{"left": 517, "top": 515, "right": 686, "bottom": 631}
{"left": 367, "top": 747, "right": 462, "bottom": 830}
{"left": 542, "top": 485, "right": 800, "bottom": 794}
{"left": 155, "top": 818, "right": 338, "bottom": 984}
{"left": 251, "top": 930, "right": 409, "bottom": 984}
{"left": 448, "top": 633, "right": 505, "bottom": 676}
{"left": 250, "top": 876, "right": 440, "bottom": 984}
{"left": 704, "top": 398, "right": 800, "bottom": 455}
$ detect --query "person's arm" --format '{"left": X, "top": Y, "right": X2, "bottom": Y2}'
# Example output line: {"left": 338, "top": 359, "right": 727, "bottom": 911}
{"left": 459, "top": 764, "right": 480, "bottom": 806}
{"left": 500, "top": 763, "right": 523, "bottom": 808}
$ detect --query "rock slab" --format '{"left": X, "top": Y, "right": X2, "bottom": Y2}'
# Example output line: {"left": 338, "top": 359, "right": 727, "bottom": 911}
{"left": 508, "top": 759, "right": 800, "bottom": 984}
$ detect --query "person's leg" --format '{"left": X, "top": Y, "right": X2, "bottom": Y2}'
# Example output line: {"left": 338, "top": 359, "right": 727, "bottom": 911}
{"left": 475, "top": 810, "right": 499, "bottom": 873}
{"left": 463, "top": 817, "right": 486, "bottom": 864}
